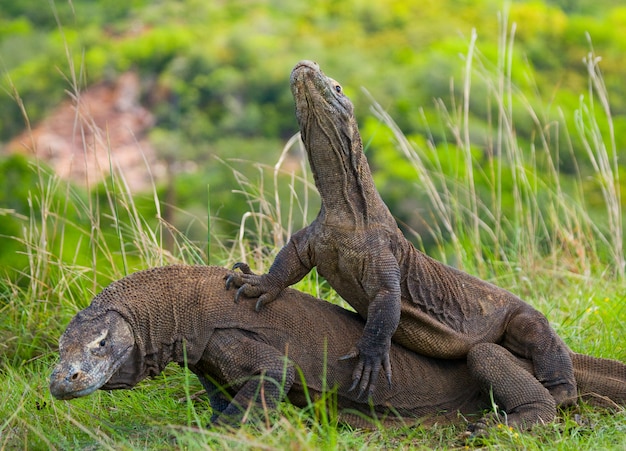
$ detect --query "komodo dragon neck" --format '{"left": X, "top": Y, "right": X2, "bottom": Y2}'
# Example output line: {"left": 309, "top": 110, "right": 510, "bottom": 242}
{"left": 87, "top": 266, "right": 227, "bottom": 384}
{"left": 290, "top": 61, "right": 393, "bottom": 228}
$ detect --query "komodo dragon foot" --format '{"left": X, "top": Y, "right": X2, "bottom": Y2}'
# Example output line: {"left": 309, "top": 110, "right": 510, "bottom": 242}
{"left": 340, "top": 344, "right": 393, "bottom": 399}
{"left": 225, "top": 262, "right": 284, "bottom": 311}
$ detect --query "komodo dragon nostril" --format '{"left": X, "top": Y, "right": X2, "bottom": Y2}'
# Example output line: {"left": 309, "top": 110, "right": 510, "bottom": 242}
{"left": 70, "top": 372, "right": 80, "bottom": 380}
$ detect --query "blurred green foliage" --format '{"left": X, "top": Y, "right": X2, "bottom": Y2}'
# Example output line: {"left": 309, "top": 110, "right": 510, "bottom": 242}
{"left": 3, "top": 0, "right": 625, "bottom": 143}
{"left": 1, "top": 0, "right": 625, "bottom": 274}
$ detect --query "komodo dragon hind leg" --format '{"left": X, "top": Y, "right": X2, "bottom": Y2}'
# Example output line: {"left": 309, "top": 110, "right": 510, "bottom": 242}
{"left": 467, "top": 343, "right": 556, "bottom": 433}
{"left": 503, "top": 306, "right": 577, "bottom": 407}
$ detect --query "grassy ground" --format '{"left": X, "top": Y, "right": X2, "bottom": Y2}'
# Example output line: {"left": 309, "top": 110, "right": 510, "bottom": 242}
{"left": 1, "top": 278, "right": 625, "bottom": 450}
{"left": 2, "top": 18, "right": 625, "bottom": 451}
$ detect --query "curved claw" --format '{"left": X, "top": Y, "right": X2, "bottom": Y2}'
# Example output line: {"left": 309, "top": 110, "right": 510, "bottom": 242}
{"left": 225, "top": 274, "right": 235, "bottom": 290}
{"left": 383, "top": 353, "right": 392, "bottom": 389}
{"left": 227, "top": 263, "right": 281, "bottom": 311}
{"left": 339, "top": 348, "right": 363, "bottom": 393}
{"left": 348, "top": 361, "right": 364, "bottom": 394}
{"left": 339, "top": 349, "right": 359, "bottom": 361}
{"left": 234, "top": 286, "right": 247, "bottom": 304}
{"left": 339, "top": 347, "right": 392, "bottom": 398}
{"left": 227, "top": 262, "right": 258, "bottom": 297}
{"left": 232, "top": 262, "right": 253, "bottom": 274}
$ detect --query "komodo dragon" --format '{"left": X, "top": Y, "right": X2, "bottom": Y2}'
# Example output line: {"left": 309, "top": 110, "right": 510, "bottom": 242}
{"left": 50, "top": 265, "right": 626, "bottom": 431}
{"left": 226, "top": 60, "right": 576, "bottom": 404}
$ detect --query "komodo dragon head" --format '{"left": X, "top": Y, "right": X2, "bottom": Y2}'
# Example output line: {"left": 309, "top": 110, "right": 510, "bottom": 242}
{"left": 49, "top": 310, "right": 136, "bottom": 399}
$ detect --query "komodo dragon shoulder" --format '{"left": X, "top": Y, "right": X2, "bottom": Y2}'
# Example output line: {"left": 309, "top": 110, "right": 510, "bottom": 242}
{"left": 226, "top": 61, "right": 577, "bottom": 404}
{"left": 50, "top": 265, "right": 626, "bottom": 432}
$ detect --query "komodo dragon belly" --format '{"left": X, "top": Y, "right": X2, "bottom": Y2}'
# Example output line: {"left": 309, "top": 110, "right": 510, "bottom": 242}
{"left": 312, "top": 228, "right": 389, "bottom": 317}
{"left": 396, "top": 266, "right": 521, "bottom": 357}
{"left": 393, "top": 300, "right": 516, "bottom": 358}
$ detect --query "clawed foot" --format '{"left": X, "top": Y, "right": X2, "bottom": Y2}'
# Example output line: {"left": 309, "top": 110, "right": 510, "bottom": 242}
{"left": 339, "top": 345, "right": 392, "bottom": 399}
{"left": 225, "top": 262, "right": 254, "bottom": 290}
{"left": 460, "top": 412, "right": 504, "bottom": 441}
{"left": 225, "top": 262, "right": 282, "bottom": 311}
{"left": 458, "top": 419, "right": 490, "bottom": 443}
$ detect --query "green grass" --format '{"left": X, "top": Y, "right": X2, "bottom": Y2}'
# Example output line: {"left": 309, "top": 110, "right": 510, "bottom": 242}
{"left": 1, "top": 14, "right": 625, "bottom": 451}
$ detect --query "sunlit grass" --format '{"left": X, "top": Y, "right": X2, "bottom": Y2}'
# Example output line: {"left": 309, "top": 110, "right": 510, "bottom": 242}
{"left": 367, "top": 13, "right": 623, "bottom": 284}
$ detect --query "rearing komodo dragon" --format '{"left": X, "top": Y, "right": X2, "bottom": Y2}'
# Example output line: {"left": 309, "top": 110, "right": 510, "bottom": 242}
{"left": 50, "top": 266, "right": 626, "bottom": 431}
{"left": 226, "top": 60, "right": 577, "bottom": 404}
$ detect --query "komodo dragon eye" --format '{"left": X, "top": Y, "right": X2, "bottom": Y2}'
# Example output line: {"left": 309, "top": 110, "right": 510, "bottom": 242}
{"left": 334, "top": 84, "right": 342, "bottom": 93}
{"left": 88, "top": 330, "right": 109, "bottom": 353}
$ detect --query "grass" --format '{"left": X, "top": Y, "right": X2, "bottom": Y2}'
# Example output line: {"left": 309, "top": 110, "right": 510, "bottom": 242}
{"left": 1, "top": 12, "right": 625, "bottom": 451}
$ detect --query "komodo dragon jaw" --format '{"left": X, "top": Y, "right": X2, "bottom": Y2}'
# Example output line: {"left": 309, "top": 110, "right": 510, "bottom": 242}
{"left": 49, "top": 311, "right": 134, "bottom": 400}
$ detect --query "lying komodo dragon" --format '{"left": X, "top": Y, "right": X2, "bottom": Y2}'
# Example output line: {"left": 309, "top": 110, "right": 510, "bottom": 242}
{"left": 50, "top": 265, "right": 626, "bottom": 431}
{"left": 227, "top": 60, "right": 576, "bottom": 403}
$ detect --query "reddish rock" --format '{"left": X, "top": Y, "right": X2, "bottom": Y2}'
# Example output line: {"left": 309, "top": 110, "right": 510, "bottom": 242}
{"left": 5, "top": 71, "right": 164, "bottom": 192}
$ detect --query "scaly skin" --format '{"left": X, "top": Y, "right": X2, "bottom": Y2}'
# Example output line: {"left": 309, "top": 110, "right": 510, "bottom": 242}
{"left": 227, "top": 60, "right": 577, "bottom": 405}
{"left": 50, "top": 266, "right": 626, "bottom": 430}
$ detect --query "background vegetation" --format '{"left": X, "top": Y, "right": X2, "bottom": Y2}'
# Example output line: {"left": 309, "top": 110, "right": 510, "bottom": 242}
{"left": 0, "top": 0, "right": 625, "bottom": 448}
{"left": 2, "top": 0, "right": 626, "bottom": 255}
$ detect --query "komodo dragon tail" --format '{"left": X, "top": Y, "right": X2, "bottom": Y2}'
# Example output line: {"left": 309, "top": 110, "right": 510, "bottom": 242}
{"left": 572, "top": 353, "right": 626, "bottom": 407}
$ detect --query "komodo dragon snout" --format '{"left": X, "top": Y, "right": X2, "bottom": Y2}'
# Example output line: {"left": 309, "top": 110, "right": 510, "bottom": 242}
{"left": 50, "top": 310, "right": 134, "bottom": 400}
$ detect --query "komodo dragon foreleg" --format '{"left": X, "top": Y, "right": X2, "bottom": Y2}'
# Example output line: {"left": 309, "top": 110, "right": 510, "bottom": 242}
{"left": 197, "top": 329, "right": 296, "bottom": 426}
{"left": 195, "top": 375, "right": 232, "bottom": 424}
{"left": 228, "top": 258, "right": 402, "bottom": 399}
{"left": 226, "top": 229, "right": 313, "bottom": 311}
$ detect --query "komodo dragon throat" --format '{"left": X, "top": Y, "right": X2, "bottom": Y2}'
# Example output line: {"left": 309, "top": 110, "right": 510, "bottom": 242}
{"left": 227, "top": 60, "right": 577, "bottom": 403}
{"left": 50, "top": 266, "right": 626, "bottom": 431}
